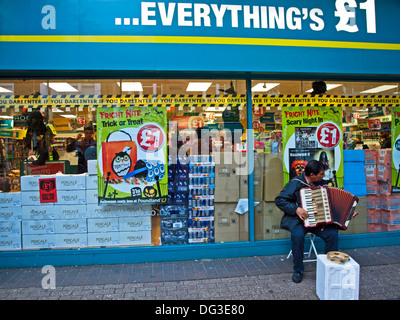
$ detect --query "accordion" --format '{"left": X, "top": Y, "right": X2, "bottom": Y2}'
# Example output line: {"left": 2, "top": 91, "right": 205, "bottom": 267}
{"left": 299, "top": 186, "right": 359, "bottom": 230}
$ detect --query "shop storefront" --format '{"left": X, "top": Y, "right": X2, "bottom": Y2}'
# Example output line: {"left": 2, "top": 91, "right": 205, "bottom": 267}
{"left": 0, "top": 0, "right": 399, "bottom": 268}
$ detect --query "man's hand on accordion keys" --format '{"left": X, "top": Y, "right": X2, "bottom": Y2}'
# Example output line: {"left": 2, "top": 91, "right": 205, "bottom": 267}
{"left": 296, "top": 207, "right": 309, "bottom": 221}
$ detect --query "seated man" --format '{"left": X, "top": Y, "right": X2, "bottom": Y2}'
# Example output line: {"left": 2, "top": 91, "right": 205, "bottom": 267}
{"left": 275, "top": 160, "right": 357, "bottom": 283}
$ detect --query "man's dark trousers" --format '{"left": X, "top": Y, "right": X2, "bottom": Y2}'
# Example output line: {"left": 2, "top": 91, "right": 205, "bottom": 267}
{"left": 291, "top": 224, "right": 339, "bottom": 273}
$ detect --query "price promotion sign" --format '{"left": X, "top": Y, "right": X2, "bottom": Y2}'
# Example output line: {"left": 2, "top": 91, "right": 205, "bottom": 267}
{"left": 96, "top": 107, "right": 168, "bottom": 204}
{"left": 282, "top": 107, "right": 343, "bottom": 187}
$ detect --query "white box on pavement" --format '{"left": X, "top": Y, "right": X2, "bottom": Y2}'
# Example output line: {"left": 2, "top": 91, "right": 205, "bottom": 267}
{"left": 316, "top": 254, "right": 360, "bottom": 300}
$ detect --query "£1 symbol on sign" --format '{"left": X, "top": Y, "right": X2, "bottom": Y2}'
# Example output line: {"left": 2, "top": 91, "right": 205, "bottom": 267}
{"left": 137, "top": 124, "right": 165, "bottom": 152}
{"left": 316, "top": 122, "right": 341, "bottom": 149}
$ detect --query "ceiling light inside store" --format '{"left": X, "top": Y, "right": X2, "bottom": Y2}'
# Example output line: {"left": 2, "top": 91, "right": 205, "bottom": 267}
{"left": 360, "top": 85, "right": 398, "bottom": 94}
{"left": 0, "top": 116, "right": 13, "bottom": 119}
{"left": 0, "top": 87, "right": 12, "bottom": 93}
{"left": 186, "top": 82, "right": 212, "bottom": 92}
{"left": 305, "top": 84, "right": 343, "bottom": 92}
{"left": 252, "top": 83, "right": 280, "bottom": 92}
{"left": 61, "top": 115, "right": 77, "bottom": 118}
{"left": 44, "top": 82, "right": 78, "bottom": 93}
{"left": 118, "top": 82, "right": 143, "bottom": 92}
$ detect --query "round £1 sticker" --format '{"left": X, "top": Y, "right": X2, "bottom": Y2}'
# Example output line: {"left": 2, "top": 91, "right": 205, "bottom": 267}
{"left": 137, "top": 123, "right": 165, "bottom": 152}
{"left": 316, "top": 122, "right": 341, "bottom": 149}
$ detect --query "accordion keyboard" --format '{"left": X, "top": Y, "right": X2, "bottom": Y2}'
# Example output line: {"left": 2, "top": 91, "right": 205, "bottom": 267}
{"left": 301, "top": 188, "right": 331, "bottom": 227}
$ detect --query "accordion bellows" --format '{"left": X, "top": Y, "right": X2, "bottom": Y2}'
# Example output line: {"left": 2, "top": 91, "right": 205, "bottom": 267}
{"left": 300, "top": 186, "right": 359, "bottom": 230}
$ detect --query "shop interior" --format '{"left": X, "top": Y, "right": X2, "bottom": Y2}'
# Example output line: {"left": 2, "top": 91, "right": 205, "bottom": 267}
{"left": 0, "top": 79, "right": 398, "bottom": 250}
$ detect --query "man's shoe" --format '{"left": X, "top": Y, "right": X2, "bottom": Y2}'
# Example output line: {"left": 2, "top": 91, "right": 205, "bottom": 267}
{"left": 292, "top": 271, "right": 303, "bottom": 283}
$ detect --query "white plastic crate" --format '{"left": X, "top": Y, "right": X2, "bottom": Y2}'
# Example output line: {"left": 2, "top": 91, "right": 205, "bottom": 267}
{"left": 316, "top": 254, "right": 360, "bottom": 300}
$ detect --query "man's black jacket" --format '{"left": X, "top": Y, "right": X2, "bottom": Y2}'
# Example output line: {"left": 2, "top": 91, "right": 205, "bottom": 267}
{"left": 274, "top": 173, "right": 327, "bottom": 232}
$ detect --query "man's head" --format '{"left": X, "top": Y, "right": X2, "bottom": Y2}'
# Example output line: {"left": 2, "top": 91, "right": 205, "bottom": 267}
{"left": 304, "top": 160, "right": 326, "bottom": 183}
{"left": 83, "top": 123, "right": 94, "bottom": 139}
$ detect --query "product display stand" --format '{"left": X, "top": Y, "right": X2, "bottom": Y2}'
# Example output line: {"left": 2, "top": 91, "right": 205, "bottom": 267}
{"left": 160, "top": 155, "right": 189, "bottom": 245}
{"left": 188, "top": 155, "right": 215, "bottom": 244}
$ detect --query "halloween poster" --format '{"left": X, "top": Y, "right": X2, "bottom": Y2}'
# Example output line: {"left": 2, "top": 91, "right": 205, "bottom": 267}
{"left": 96, "top": 106, "right": 168, "bottom": 204}
{"left": 391, "top": 107, "right": 400, "bottom": 193}
{"left": 282, "top": 107, "right": 343, "bottom": 187}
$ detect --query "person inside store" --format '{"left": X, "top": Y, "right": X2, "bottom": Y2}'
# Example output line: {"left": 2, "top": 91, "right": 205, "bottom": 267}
{"left": 310, "top": 81, "right": 327, "bottom": 95}
{"left": 274, "top": 160, "right": 358, "bottom": 283}
{"left": 31, "top": 139, "right": 59, "bottom": 165}
{"left": 380, "top": 130, "right": 391, "bottom": 149}
{"left": 66, "top": 122, "right": 96, "bottom": 173}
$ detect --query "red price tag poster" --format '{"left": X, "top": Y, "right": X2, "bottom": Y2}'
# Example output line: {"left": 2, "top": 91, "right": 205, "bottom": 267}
{"left": 316, "top": 122, "right": 341, "bottom": 149}
{"left": 137, "top": 124, "right": 165, "bottom": 152}
{"left": 39, "top": 178, "right": 57, "bottom": 203}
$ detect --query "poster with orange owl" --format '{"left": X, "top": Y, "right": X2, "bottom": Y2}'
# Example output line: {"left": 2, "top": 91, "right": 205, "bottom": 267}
{"left": 282, "top": 107, "right": 343, "bottom": 188}
{"left": 96, "top": 106, "right": 168, "bottom": 204}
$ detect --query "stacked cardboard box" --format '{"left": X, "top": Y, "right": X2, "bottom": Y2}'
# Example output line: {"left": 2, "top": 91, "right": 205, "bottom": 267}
{"left": 0, "top": 193, "right": 22, "bottom": 251}
{"left": 257, "top": 153, "right": 289, "bottom": 240}
{"left": 364, "top": 149, "right": 400, "bottom": 232}
{"left": 343, "top": 150, "right": 366, "bottom": 197}
{"left": 214, "top": 152, "right": 239, "bottom": 242}
{"left": 17, "top": 159, "right": 152, "bottom": 250}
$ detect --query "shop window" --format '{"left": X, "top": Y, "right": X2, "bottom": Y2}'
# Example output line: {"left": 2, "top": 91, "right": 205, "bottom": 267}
{"left": 0, "top": 78, "right": 399, "bottom": 252}
{"left": 252, "top": 80, "right": 400, "bottom": 242}
{"left": 0, "top": 78, "right": 250, "bottom": 251}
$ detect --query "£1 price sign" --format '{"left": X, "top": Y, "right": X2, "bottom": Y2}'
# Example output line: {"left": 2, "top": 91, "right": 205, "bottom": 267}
{"left": 316, "top": 122, "right": 341, "bottom": 149}
{"left": 137, "top": 124, "right": 165, "bottom": 152}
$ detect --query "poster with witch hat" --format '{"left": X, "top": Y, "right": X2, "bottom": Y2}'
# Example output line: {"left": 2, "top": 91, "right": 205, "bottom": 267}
{"left": 97, "top": 106, "right": 168, "bottom": 204}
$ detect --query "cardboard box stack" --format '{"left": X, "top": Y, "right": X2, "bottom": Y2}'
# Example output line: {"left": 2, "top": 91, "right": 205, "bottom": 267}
{"left": 0, "top": 193, "right": 22, "bottom": 251}
{"left": 17, "top": 159, "right": 152, "bottom": 250}
{"left": 213, "top": 152, "right": 245, "bottom": 242}
{"left": 343, "top": 150, "right": 367, "bottom": 197}
{"left": 364, "top": 149, "right": 400, "bottom": 232}
{"left": 257, "top": 153, "right": 289, "bottom": 241}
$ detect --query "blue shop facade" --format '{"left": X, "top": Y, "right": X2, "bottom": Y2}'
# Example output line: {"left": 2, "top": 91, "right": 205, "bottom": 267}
{"left": 0, "top": 0, "right": 399, "bottom": 268}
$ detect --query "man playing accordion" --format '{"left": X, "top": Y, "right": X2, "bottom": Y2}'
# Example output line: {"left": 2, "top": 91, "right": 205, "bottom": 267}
{"left": 275, "top": 160, "right": 358, "bottom": 283}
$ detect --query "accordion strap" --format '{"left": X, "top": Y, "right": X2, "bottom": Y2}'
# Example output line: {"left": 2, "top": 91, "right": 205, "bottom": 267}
{"left": 293, "top": 178, "right": 311, "bottom": 188}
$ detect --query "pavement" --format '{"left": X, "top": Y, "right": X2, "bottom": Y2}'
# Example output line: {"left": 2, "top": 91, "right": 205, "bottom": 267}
{"left": 0, "top": 245, "right": 399, "bottom": 301}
